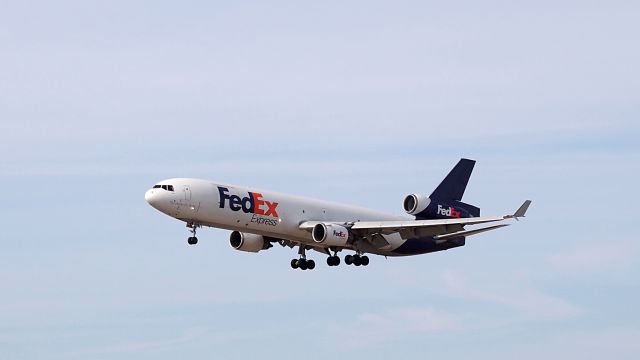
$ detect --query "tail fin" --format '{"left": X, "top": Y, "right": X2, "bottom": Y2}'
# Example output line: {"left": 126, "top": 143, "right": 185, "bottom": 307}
{"left": 411, "top": 158, "right": 481, "bottom": 220}
{"left": 430, "top": 158, "right": 476, "bottom": 201}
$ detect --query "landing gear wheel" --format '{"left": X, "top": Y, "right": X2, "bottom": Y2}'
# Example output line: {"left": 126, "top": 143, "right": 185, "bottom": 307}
{"left": 327, "top": 256, "right": 340, "bottom": 266}
{"left": 187, "top": 236, "right": 198, "bottom": 245}
{"left": 307, "top": 260, "right": 316, "bottom": 270}
{"left": 291, "top": 259, "right": 299, "bottom": 269}
{"left": 299, "top": 259, "right": 308, "bottom": 270}
{"left": 345, "top": 255, "right": 353, "bottom": 265}
{"left": 361, "top": 255, "right": 370, "bottom": 266}
{"left": 353, "top": 255, "right": 362, "bottom": 266}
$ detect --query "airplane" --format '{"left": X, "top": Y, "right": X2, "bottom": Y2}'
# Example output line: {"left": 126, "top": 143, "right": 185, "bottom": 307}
{"left": 145, "top": 158, "right": 531, "bottom": 270}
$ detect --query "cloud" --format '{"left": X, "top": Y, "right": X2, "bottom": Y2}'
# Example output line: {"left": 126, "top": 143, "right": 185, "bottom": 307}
{"left": 440, "top": 271, "right": 582, "bottom": 319}
{"left": 506, "top": 327, "right": 640, "bottom": 360}
{"left": 74, "top": 327, "right": 262, "bottom": 357}
{"left": 78, "top": 328, "right": 208, "bottom": 355}
{"left": 546, "top": 240, "right": 638, "bottom": 273}
{"left": 325, "top": 307, "right": 459, "bottom": 350}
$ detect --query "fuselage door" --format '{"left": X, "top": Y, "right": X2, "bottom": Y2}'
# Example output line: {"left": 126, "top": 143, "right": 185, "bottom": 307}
{"left": 183, "top": 185, "right": 192, "bottom": 201}
{"left": 175, "top": 185, "right": 196, "bottom": 219}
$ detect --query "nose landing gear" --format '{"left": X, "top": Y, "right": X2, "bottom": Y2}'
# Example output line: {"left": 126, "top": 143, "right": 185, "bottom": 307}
{"left": 187, "top": 222, "right": 200, "bottom": 245}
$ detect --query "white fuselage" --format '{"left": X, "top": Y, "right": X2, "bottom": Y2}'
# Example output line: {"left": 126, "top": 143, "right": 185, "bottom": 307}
{"left": 145, "top": 178, "right": 409, "bottom": 254}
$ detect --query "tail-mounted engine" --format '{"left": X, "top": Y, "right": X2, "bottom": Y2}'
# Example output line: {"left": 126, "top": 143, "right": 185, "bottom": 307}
{"left": 403, "top": 194, "right": 480, "bottom": 219}
{"left": 403, "top": 193, "right": 432, "bottom": 215}
{"left": 229, "top": 231, "right": 273, "bottom": 252}
{"left": 312, "top": 223, "right": 351, "bottom": 247}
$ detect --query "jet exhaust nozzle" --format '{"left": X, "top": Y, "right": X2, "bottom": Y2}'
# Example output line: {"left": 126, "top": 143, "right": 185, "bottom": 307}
{"left": 403, "top": 194, "right": 431, "bottom": 215}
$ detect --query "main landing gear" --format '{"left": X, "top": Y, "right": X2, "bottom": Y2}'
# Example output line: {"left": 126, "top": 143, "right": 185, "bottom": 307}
{"left": 290, "top": 258, "right": 316, "bottom": 270}
{"left": 291, "top": 245, "right": 316, "bottom": 270}
{"left": 344, "top": 254, "right": 369, "bottom": 266}
{"left": 289, "top": 246, "right": 369, "bottom": 270}
{"left": 326, "top": 255, "right": 341, "bottom": 266}
{"left": 187, "top": 222, "right": 200, "bottom": 245}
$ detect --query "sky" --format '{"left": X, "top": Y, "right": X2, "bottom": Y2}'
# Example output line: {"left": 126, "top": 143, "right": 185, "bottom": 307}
{"left": 1, "top": 0, "right": 639, "bottom": 359}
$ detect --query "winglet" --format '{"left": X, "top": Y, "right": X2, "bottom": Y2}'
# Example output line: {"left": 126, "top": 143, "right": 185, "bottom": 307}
{"left": 507, "top": 200, "right": 531, "bottom": 220}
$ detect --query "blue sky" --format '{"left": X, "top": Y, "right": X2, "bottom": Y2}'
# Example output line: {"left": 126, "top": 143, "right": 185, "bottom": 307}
{"left": 1, "top": 1, "right": 639, "bottom": 359}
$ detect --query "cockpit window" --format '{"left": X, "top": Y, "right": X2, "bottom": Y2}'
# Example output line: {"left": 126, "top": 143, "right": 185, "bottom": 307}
{"left": 153, "top": 184, "right": 175, "bottom": 191}
{"left": 153, "top": 185, "right": 161, "bottom": 189}
{"left": 168, "top": 185, "right": 174, "bottom": 191}
{"left": 161, "top": 185, "right": 167, "bottom": 190}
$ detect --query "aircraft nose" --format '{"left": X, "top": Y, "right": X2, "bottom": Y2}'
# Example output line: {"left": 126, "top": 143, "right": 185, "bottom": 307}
{"left": 145, "top": 189, "right": 157, "bottom": 206}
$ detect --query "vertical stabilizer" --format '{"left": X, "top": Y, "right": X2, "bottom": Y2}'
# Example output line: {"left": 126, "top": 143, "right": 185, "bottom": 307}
{"left": 429, "top": 158, "right": 475, "bottom": 201}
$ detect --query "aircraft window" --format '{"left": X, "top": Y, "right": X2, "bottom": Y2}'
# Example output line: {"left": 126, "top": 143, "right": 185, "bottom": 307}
{"left": 153, "top": 184, "right": 174, "bottom": 191}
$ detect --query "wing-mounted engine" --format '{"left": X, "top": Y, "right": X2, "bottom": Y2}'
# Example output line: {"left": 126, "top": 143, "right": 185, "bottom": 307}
{"left": 312, "top": 223, "right": 351, "bottom": 247}
{"left": 229, "top": 231, "right": 273, "bottom": 252}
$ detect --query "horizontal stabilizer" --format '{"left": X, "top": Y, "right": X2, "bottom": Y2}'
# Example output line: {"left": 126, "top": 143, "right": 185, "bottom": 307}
{"left": 433, "top": 224, "right": 509, "bottom": 242}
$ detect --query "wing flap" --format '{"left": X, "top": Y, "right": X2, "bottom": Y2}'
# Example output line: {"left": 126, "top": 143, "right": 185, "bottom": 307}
{"left": 433, "top": 224, "right": 509, "bottom": 243}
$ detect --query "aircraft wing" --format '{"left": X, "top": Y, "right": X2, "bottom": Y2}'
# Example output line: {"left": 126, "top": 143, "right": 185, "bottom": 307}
{"left": 299, "top": 200, "right": 531, "bottom": 240}
{"left": 350, "top": 215, "right": 504, "bottom": 234}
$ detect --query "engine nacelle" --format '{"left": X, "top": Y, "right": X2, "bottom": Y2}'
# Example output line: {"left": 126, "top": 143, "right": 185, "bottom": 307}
{"left": 403, "top": 193, "right": 431, "bottom": 215}
{"left": 229, "top": 231, "right": 272, "bottom": 253}
{"left": 404, "top": 194, "right": 480, "bottom": 220}
{"left": 312, "top": 223, "right": 350, "bottom": 247}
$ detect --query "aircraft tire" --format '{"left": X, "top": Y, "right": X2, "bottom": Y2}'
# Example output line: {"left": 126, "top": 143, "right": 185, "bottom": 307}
{"left": 299, "top": 259, "right": 308, "bottom": 270}
{"left": 187, "top": 237, "right": 198, "bottom": 245}
{"left": 327, "top": 256, "right": 340, "bottom": 266}
{"left": 307, "top": 260, "right": 315, "bottom": 270}
{"left": 345, "top": 255, "right": 353, "bottom": 265}
{"left": 353, "top": 255, "right": 362, "bottom": 266}
{"left": 361, "top": 256, "right": 370, "bottom": 266}
{"left": 291, "top": 259, "right": 299, "bottom": 269}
